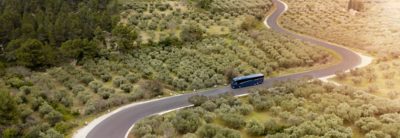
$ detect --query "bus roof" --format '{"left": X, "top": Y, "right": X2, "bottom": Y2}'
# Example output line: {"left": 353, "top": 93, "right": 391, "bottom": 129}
{"left": 233, "top": 73, "right": 264, "bottom": 81}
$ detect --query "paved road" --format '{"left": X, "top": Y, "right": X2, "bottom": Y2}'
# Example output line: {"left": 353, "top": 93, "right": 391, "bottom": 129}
{"left": 84, "top": 0, "right": 361, "bottom": 137}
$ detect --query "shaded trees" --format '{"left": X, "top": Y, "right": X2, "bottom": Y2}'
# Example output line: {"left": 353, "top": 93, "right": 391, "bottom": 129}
{"left": 6, "top": 39, "right": 56, "bottom": 68}
{"left": 180, "top": 24, "right": 204, "bottom": 42}
{"left": 0, "top": 0, "right": 119, "bottom": 68}
{"left": 172, "top": 110, "right": 202, "bottom": 134}
{"left": 0, "top": 90, "right": 19, "bottom": 127}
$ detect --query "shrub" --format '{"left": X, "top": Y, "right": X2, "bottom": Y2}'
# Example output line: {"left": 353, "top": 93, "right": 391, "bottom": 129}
{"left": 126, "top": 73, "right": 140, "bottom": 83}
{"left": 100, "top": 73, "right": 112, "bottom": 82}
{"left": 220, "top": 114, "right": 246, "bottom": 129}
{"left": 201, "top": 101, "right": 217, "bottom": 111}
{"left": 172, "top": 110, "right": 202, "bottom": 134}
{"left": 39, "top": 128, "right": 63, "bottom": 138}
{"left": 236, "top": 104, "right": 254, "bottom": 115}
{"left": 113, "top": 76, "right": 126, "bottom": 88}
{"left": 246, "top": 120, "right": 265, "bottom": 136}
{"left": 120, "top": 84, "right": 132, "bottom": 93}
{"left": 140, "top": 80, "right": 164, "bottom": 98}
{"left": 89, "top": 81, "right": 103, "bottom": 93}
{"left": 240, "top": 16, "right": 258, "bottom": 31}
{"left": 79, "top": 73, "right": 94, "bottom": 85}
{"left": 180, "top": 23, "right": 204, "bottom": 42}
{"left": 98, "top": 88, "right": 115, "bottom": 99}
{"left": 264, "top": 119, "right": 283, "bottom": 134}
{"left": 189, "top": 95, "right": 208, "bottom": 106}
{"left": 196, "top": 124, "right": 240, "bottom": 138}
{"left": 0, "top": 90, "right": 19, "bottom": 126}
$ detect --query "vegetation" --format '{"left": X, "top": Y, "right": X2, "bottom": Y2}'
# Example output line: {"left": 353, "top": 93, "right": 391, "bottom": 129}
{"left": 131, "top": 80, "right": 400, "bottom": 137}
{"left": 333, "top": 59, "right": 400, "bottom": 100}
{"left": 0, "top": 0, "right": 119, "bottom": 69}
{"left": 281, "top": 0, "right": 400, "bottom": 58}
{"left": 0, "top": 0, "right": 339, "bottom": 137}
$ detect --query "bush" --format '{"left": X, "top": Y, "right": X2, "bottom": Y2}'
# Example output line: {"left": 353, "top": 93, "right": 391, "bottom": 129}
{"left": 172, "top": 110, "right": 202, "bottom": 134}
{"left": 236, "top": 104, "right": 254, "bottom": 115}
{"left": 126, "top": 73, "right": 140, "bottom": 83}
{"left": 264, "top": 119, "right": 283, "bottom": 134}
{"left": 180, "top": 24, "right": 204, "bottom": 42}
{"left": 89, "top": 81, "right": 102, "bottom": 93}
{"left": 240, "top": 16, "right": 258, "bottom": 31}
{"left": 201, "top": 101, "right": 217, "bottom": 111}
{"left": 113, "top": 76, "right": 126, "bottom": 88}
{"left": 79, "top": 73, "right": 94, "bottom": 85}
{"left": 140, "top": 80, "right": 164, "bottom": 98}
{"left": 120, "top": 84, "right": 132, "bottom": 93}
{"left": 100, "top": 73, "right": 112, "bottom": 82}
{"left": 220, "top": 114, "right": 246, "bottom": 129}
{"left": 0, "top": 90, "right": 19, "bottom": 126}
{"left": 189, "top": 95, "right": 208, "bottom": 106}
{"left": 6, "top": 77, "right": 31, "bottom": 88}
{"left": 98, "top": 88, "right": 115, "bottom": 99}
{"left": 196, "top": 124, "right": 240, "bottom": 138}
{"left": 246, "top": 120, "right": 265, "bottom": 136}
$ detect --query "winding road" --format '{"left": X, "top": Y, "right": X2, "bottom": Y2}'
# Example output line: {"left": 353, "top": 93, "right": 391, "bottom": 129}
{"left": 75, "top": 0, "right": 362, "bottom": 137}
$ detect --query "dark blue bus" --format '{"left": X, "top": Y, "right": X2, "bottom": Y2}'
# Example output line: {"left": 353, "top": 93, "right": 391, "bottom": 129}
{"left": 231, "top": 74, "right": 264, "bottom": 89}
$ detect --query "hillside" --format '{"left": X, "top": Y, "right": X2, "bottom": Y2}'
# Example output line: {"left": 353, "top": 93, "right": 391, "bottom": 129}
{"left": 0, "top": 0, "right": 339, "bottom": 137}
{"left": 130, "top": 80, "right": 400, "bottom": 137}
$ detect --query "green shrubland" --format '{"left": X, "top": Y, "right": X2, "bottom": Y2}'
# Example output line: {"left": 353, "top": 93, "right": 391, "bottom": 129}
{"left": 131, "top": 80, "right": 400, "bottom": 137}
{"left": 0, "top": 0, "right": 339, "bottom": 137}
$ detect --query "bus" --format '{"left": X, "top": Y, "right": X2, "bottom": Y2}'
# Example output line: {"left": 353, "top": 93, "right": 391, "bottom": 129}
{"left": 231, "top": 74, "right": 264, "bottom": 89}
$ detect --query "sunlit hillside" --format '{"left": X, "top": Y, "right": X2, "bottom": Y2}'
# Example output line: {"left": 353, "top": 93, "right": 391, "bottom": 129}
{"left": 281, "top": 0, "right": 400, "bottom": 57}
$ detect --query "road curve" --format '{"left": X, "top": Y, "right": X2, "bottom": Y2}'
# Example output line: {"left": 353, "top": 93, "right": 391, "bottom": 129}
{"left": 81, "top": 0, "right": 361, "bottom": 137}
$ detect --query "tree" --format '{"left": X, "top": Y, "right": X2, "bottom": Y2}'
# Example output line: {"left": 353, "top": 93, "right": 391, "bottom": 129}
{"left": 220, "top": 114, "right": 246, "bottom": 129}
{"left": 39, "top": 128, "right": 63, "bottom": 138}
{"left": 241, "top": 16, "right": 259, "bottom": 31}
{"left": 112, "top": 25, "right": 138, "bottom": 51}
{"left": 196, "top": 124, "right": 240, "bottom": 138}
{"left": 172, "top": 110, "right": 202, "bottom": 134}
{"left": 355, "top": 117, "right": 382, "bottom": 133}
{"left": 196, "top": 0, "right": 213, "bottom": 9}
{"left": 224, "top": 68, "right": 239, "bottom": 83}
{"left": 246, "top": 120, "right": 265, "bottom": 136}
{"left": 180, "top": 24, "right": 204, "bottom": 42}
{"left": 140, "top": 80, "right": 164, "bottom": 99}
{"left": 0, "top": 90, "right": 19, "bottom": 126}
{"left": 60, "top": 39, "right": 99, "bottom": 61}
{"left": 348, "top": 0, "right": 364, "bottom": 11}
{"left": 201, "top": 101, "right": 217, "bottom": 112}
{"left": 264, "top": 119, "right": 284, "bottom": 134}
{"left": 7, "top": 39, "right": 56, "bottom": 68}
{"left": 189, "top": 95, "right": 208, "bottom": 106}
{"left": 336, "top": 103, "right": 362, "bottom": 122}
{"left": 365, "top": 130, "right": 391, "bottom": 138}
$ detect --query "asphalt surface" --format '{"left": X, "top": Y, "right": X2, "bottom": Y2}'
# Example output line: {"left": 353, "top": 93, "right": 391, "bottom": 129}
{"left": 85, "top": 0, "right": 361, "bottom": 137}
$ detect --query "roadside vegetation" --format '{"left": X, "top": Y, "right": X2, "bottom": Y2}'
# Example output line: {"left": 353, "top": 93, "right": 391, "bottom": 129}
{"left": 280, "top": 0, "right": 400, "bottom": 58}
{"left": 280, "top": 0, "right": 400, "bottom": 102}
{"left": 334, "top": 58, "right": 400, "bottom": 100}
{"left": 130, "top": 80, "right": 400, "bottom": 137}
{"left": 0, "top": 0, "right": 339, "bottom": 137}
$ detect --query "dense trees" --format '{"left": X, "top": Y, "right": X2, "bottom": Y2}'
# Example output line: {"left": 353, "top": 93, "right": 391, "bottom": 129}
{"left": 131, "top": 80, "right": 400, "bottom": 137}
{"left": 0, "top": 0, "right": 339, "bottom": 137}
{"left": 5, "top": 39, "right": 56, "bottom": 68}
{"left": 60, "top": 39, "right": 99, "bottom": 62}
{"left": 180, "top": 24, "right": 204, "bottom": 43}
{"left": 172, "top": 110, "right": 203, "bottom": 134}
{"left": 0, "top": 90, "right": 19, "bottom": 127}
{"left": 195, "top": 0, "right": 214, "bottom": 9}
{"left": 0, "top": 0, "right": 119, "bottom": 68}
